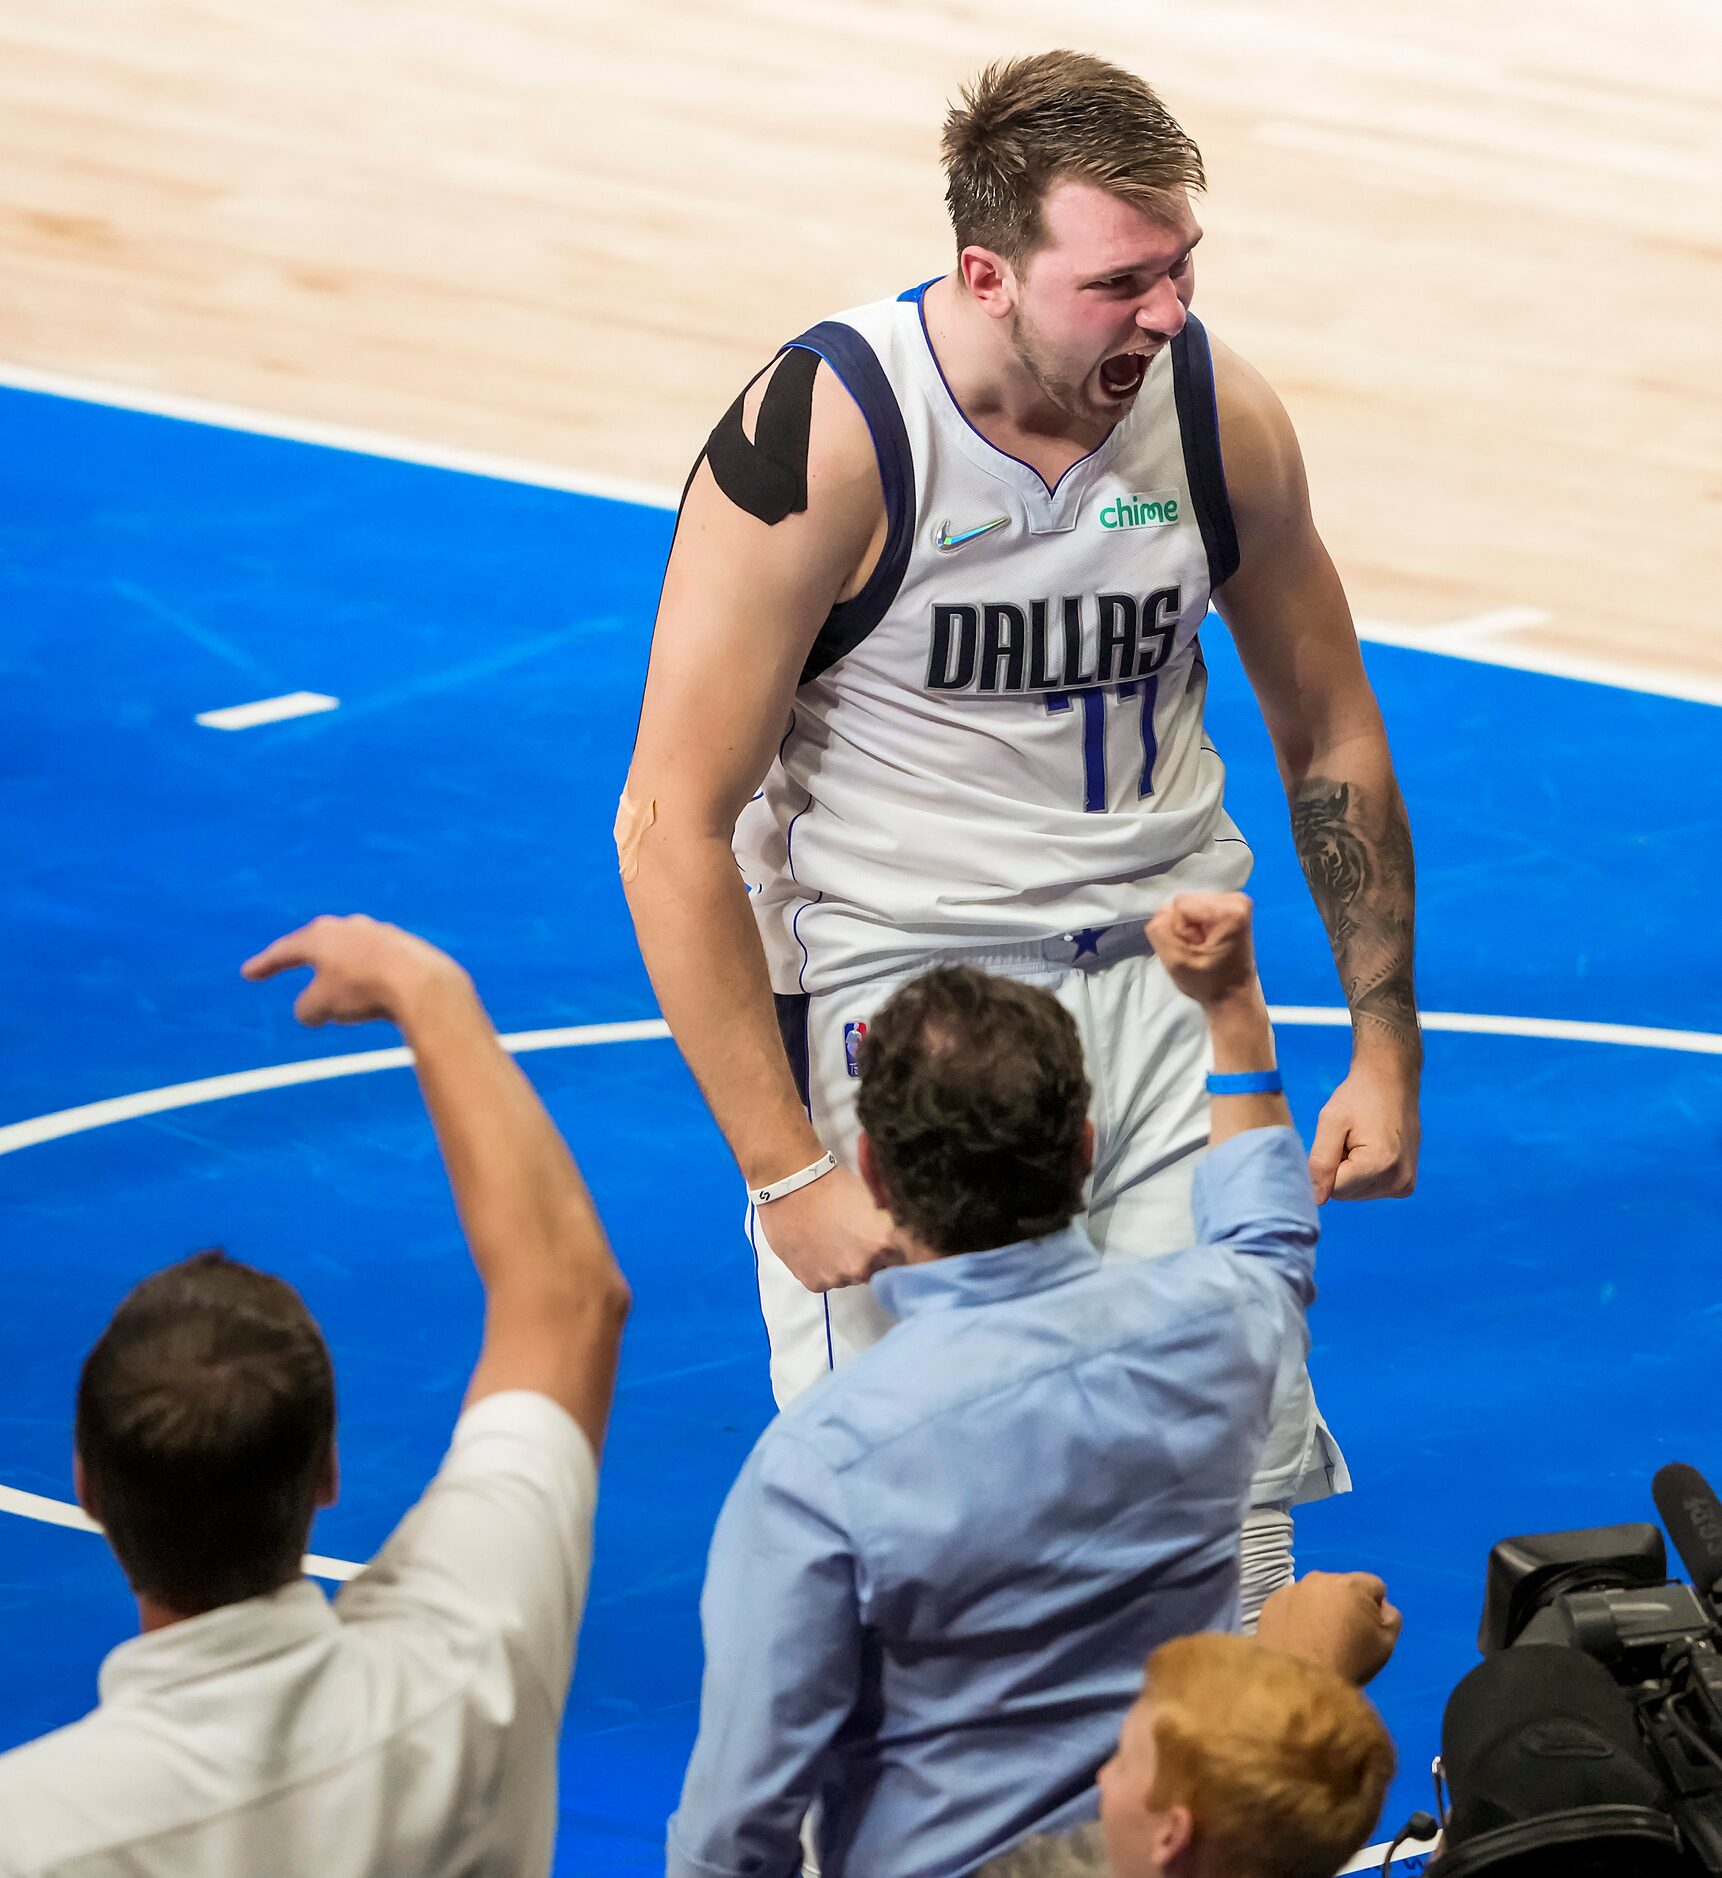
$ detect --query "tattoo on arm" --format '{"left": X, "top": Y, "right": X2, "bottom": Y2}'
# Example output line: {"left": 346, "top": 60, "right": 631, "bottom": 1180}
{"left": 1289, "top": 777, "right": 1421, "bottom": 1055}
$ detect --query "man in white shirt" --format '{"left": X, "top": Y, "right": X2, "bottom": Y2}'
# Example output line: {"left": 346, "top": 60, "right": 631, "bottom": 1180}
{"left": 0, "top": 915, "right": 631, "bottom": 1878}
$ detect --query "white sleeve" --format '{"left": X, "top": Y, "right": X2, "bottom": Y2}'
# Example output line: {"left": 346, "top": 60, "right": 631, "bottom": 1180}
{"left": 335, "top": 1390, "right": 599, "bottom": 1710}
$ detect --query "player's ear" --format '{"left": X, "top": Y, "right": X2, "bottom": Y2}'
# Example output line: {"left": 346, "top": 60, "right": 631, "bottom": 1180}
{"left": 958, "top": 245, "right": 1015, "bottom": 316}
{"left": 1076, "top": 1119, "right": 1096, "bottom": 1185}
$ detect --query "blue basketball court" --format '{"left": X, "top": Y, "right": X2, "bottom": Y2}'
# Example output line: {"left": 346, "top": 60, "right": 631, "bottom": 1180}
{"left": 3, "top": 381, "right": 1718, "bottom": 1873}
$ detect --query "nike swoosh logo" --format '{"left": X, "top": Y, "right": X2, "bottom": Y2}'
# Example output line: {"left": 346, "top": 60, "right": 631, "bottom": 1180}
{"left": 934, "top": 516, "right": 1009, "bottom": 551}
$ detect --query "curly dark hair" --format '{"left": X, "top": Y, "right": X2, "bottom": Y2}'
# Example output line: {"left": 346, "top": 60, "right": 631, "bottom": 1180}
{"left": 857, "top": 966, "right": 1092, "bottom": 1254}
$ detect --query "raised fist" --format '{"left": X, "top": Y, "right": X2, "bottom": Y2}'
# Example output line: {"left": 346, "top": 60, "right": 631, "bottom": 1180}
{"left": 1145, "top": 892, "right": 1259, "bottom": 1009}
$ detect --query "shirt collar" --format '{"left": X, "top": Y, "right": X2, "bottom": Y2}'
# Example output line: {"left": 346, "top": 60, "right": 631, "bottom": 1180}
{"left": 99, "top": 1578, "right": 338, "bottom": 1705}
{"left": 870, "top": 1222, "right": 1101, "bottom": 1318}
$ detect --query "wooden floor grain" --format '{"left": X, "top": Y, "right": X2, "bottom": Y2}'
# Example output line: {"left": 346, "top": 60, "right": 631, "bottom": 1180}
{"left": 3, "top": 0, "right": 1717, "bottom": 676}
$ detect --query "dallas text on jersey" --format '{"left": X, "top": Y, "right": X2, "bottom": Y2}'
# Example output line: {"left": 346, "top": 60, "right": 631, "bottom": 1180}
{"left": 925, "top": 588, "right": 1182, "bottom": 695}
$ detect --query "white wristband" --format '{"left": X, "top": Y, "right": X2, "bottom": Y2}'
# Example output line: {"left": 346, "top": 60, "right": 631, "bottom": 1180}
{"left": 752, "top": 1151, "right": 838, "bottom": 1207}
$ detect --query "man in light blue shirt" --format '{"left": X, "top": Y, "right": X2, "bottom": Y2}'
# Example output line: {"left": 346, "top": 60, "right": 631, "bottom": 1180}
{"left": 669, "top": 894, "right": 1327, "bottom": 1878}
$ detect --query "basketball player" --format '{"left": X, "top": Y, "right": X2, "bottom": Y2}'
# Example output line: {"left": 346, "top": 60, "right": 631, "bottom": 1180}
{"left": 619, "top": 51, "right": 1420, "bottom": 1611}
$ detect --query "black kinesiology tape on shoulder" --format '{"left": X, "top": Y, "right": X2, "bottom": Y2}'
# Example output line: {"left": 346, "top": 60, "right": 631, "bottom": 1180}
{"left": 704, "top": 345, "right": 820, "bottom": 524}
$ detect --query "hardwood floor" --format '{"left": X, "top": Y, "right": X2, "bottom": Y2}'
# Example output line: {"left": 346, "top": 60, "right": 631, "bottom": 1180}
{"left": 3, "top": 0, "right": 1717, "bottom": 677}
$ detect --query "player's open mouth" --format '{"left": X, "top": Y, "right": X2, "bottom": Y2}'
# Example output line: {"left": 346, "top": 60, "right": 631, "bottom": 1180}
{"left": 1097, "top": 350, "right": 1153, "bottom": 401}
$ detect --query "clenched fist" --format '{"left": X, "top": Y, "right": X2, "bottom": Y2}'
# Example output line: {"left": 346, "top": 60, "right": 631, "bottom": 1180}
{"left": 1145, "top": 892, "right": 1260, "bottom": 1009}
{"left": 1257, "top": 1570, "right": 1403, "bottom": 1687}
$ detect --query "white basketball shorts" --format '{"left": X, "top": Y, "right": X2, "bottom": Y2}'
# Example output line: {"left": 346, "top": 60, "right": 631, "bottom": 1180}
{"left": 748, "top": 920, "right": 1349, "bottom": 1512}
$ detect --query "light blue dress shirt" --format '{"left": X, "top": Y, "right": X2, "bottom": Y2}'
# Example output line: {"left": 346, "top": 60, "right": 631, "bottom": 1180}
{"left": 667, "top": 1126, "right": 1319, "bottom": 1878}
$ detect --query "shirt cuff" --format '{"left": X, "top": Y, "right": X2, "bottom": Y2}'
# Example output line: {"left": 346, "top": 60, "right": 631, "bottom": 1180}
{"left": 1192, "top": 1126, "right": 1316, "bottom": 1242}
{"left": 665, "top": 1815, "right": 764, "bottom": 1878}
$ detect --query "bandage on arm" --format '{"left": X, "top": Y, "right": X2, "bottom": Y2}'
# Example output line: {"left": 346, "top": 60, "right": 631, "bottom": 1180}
{"left": 613, "top": 789, "right": 655, "bottom": 885}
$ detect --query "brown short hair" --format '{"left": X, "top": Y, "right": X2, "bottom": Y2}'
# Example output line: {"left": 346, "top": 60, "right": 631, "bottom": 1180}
{"left": 1146, "top": 1633, "right": 1396, "bottom": 1878}
{"left": 856, "top": 966, "right": 1090, "bottom": 1254}
{"left": 941, "top": 51, "right": 1206, "bottom": 264}
{"left": 77, "top": 1250, "right": 336, "bottom": 1613}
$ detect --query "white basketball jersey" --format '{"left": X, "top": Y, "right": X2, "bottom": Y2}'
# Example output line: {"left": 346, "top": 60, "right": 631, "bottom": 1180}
{"left": 734, "top": 281, "right": 1254, "bottom": 996}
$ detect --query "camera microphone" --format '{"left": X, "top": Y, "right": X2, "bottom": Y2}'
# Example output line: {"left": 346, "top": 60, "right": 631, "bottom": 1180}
{"left": 1652, "top": 1462, "right": 1722, "bottom": 1607}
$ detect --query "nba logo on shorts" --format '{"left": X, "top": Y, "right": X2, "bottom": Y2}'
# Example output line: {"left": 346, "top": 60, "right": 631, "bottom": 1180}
{"left": 843, "top": 1020, "right": 867, "bottom": 1077}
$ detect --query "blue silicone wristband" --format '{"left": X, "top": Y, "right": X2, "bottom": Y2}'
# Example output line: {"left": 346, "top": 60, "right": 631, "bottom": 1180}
{"left": 1206, "top": 1070, "right": 1283, "bottom": 1096}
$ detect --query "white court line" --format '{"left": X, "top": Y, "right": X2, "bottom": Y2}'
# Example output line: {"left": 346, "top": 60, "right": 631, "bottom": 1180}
{"left": 1412, "top": 606, "right": 1551, "bottom": 644}
{"left": 1, "top": 356, "right": 1717, "bottom": 710}
{"left": 1, "top": 1007, "right": 1718, "bottom": 1617}
{"left": 0, "top": 1484, "right": 360, "bottom": 1583}
{"left": 196, "top": 690, "right": 339, "bottom": 730}
{"left": 0, "top": 1018, "right": 672, "bottom": 1157}
{"left": 1272, "top": 1007, "right": 1722, "bottom": 1054}
{"left": 0, "top": 360, "right": 678, "bottom": 511}
{"left": 1354, "top": 615, "right": 1722, "bottom": 709}
{"left": 4, "top": 1007, "right": 1719, "bottom": 1161}
{"left": 1340, "top": 1834, "right": 1438, "bottom": 1874}
{"left": 0, "top": 1018, "right": 677, "bottom": 1578}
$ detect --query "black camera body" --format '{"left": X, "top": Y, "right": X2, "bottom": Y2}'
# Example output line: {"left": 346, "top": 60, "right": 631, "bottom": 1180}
{"left": 1431, "top": 1468, "right": 1722, "bottom": 1877}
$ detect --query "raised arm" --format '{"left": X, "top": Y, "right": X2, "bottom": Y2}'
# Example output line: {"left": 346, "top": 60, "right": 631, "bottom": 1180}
{"left": 1146, "top": 890, "right": 1289, "bottom": 1146}
{"left": 621, "top": 352, "right": 899, "bottom": 1292}
{"left": 1146, "top": 892, "right": 1317, "bottom": 1306}
{"left": 1209, "top": 339, "right": 1420, "bottom": 1205}
{"left": 242, "top": 916, "right": 629, "bottom": 1453}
